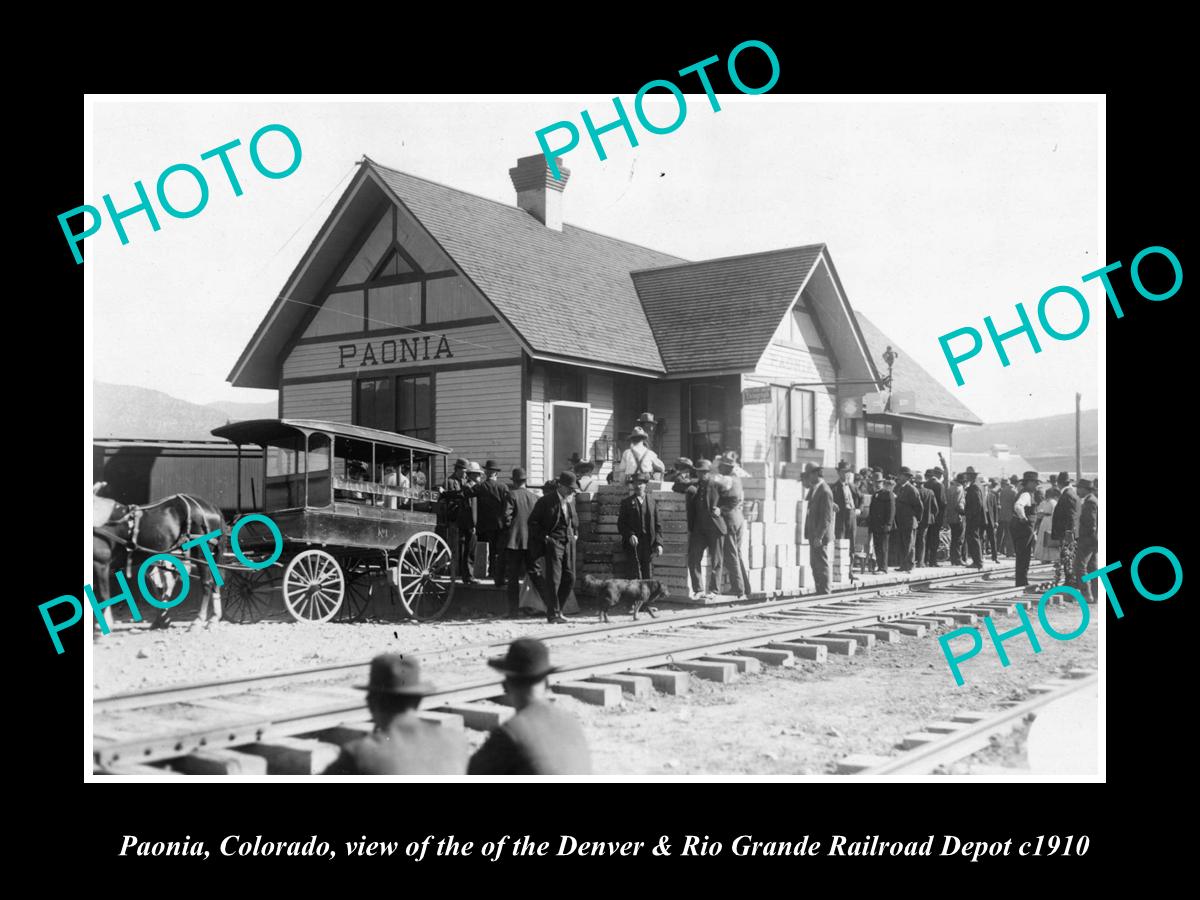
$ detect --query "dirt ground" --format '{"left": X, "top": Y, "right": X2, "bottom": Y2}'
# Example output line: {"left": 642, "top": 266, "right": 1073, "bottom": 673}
{"left": 567, "top": 603, "right": 1099, "bottom": 776}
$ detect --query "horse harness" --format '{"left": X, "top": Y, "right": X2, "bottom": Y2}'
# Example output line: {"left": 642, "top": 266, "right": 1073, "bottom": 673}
{"left": 94, "top": 494, "right": 219, "bottom": 578}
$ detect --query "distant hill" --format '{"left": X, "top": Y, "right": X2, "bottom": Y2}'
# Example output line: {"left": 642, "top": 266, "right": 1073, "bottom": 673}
{"left": 954, "top": 409, "right": 1099, "bottom": 473}
{"left": 94, "top": 382, "right": 277, "bottom": 439}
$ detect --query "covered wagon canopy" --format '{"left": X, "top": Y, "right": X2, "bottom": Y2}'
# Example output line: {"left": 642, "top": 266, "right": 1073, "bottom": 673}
{"left": 211, "top": 418, "right": 453, "bottom": 456}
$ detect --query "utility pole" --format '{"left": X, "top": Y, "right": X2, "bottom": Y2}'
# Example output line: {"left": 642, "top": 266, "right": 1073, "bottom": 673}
{"left": 1075, "top": 392, "right": 1082, "bottom": 481}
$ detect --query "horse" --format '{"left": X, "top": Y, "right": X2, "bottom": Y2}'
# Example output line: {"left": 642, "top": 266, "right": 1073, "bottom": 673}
{"left": 92, "top": 492, "right": 226, "bottom": 629}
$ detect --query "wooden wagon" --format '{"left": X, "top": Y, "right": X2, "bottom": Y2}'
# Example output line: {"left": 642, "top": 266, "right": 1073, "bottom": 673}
{"left": 211, "top": 418, "right": 457, "bottom": 623}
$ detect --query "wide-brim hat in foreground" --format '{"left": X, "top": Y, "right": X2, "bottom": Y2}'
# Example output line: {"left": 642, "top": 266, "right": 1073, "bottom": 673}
{"left": 488, "top": 637, "right": 558, "bottom": 680}
{"left": 483, "top": 460, "right": 502, "bottom": 472}
{"left": 357, "top": 653, "right": 436, "bottom": 695}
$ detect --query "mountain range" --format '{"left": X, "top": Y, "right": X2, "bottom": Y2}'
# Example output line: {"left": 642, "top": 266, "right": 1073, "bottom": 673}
{"left": 93, "top": 382, "right": 277, "bottom": 440}
{"left": 953, "top": 409, "right": 1099, "bottom": 472}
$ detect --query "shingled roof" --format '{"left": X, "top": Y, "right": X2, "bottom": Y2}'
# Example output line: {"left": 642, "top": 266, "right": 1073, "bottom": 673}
{"left": 369, "top": 161, "right": 684, "bottom": 373}
{"left": 631, "top": 246, "right": 824, "bottom": 374}
{"left": 855, "top": 310, "right": 983, "bottom": 425}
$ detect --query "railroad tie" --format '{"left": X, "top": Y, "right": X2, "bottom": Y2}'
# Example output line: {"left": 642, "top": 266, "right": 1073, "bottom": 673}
{"left": 551, "top": 681, "right": 623, "bottom": 706}
{"left": 899, "top": 732, "right": 942, "bottom": 750}
{"left": 765, "top": 641, "right": 828, "bottom": 662}
{"left": 734, "top": 647, "right": 797, "bottom": 667}
{"left": 880, "top": 622, "right": 926, "bottom": 638}
{"left": 173, "top": 748, "right": 269, "bottom": 776}
{"left": 434, "top": 701, "right": 513, "bottom": 731}
{"left": 824, "top": 631, "right": 874, "bottom": 650}
{"left": 844, "top": 627, "right": 900, "bottom": 644}
{"left": 673, "top": 659, "right": 738, "bottom": 683}
{"left": 589, "top": 673, "right": 653, "bottom": 698}
{"left": 834, "top": 753, "right": 892, "bottom": 774}
{"left": 241, "top": 737, "right": 342, "bottom": 774}
{"left": 700, "top": 654, "right": 763, "bottom": 675}
{"left": 624, "top": 668, "right": 690, "bottom": 695}
{"left": 792, "top": 635, "right": 855, "bottom": 655}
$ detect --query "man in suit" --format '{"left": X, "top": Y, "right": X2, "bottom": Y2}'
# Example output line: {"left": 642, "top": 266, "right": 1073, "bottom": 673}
{"left": 893, "top": 467, "right": 922, "bottom": 573}
{"left": 925, "top": 468, "right": 947, "bottom": 567}
{"left": 913, "top": 473, "right": 939, "bottom": 569}
{"left": 964, "top": 469, "right": 986, "bottom": 568}
{"left": 803, "top": 463, "right": 836, "bottom": 594}
{"left": 618, "top": 472, "right": 663, "bottom": 579}
{"left": 997, "top": 475, "right": 1018, "bottom": 557}
{"left": 984, "top": 480, "right": 1003, "bottom": 564}
{"left": 1010, "top": 471, "right": 1041, "bottom": 587}
{"left": 680, "top": 459, "right": 726, "bottom": 599}
{"left": 454, "top": 462, "right": 484, "bottom": 583}
{"left": 439, "top": 458, "right": 472, "bottom": 581}
{"left": 468, "top": 638, "right": 591, "bottom": 775}
{"left": 944, "top": 473, "right": 967, "bottom": 564}
{"left": 324, "top": 655, "right": 468, "bottom": 775}
{"left": 1073, "top": 479, "right": 1099, "bottom": 601}
{"left": 717, "top": 454, "right": 749, "bottom": 600}
{"left": 832, "top": 460, "right": 861, "bottom": 543}
{"left": 528, "top": 471, "right": 579, "bottom": 623}
{"left": 502, "top": 468, "right": 541, "bottom": 618}
{"left": 868, "top": 474, "right": 896, "bottom": 574}
{"left": 1051, "top": 470, "right": 1080, "bottom": 587}
{"left": 471, "top": 461, "right": 512, "bottom": 587}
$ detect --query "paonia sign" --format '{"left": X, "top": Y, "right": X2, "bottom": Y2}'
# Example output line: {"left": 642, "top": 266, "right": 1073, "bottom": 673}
{"left": 338, "top": 335, "right": 454, "bottom": 368}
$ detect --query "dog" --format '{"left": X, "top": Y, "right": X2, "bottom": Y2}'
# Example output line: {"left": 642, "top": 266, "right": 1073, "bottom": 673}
{"left": 580, "top": 575, "right": 668, "bottom": 622}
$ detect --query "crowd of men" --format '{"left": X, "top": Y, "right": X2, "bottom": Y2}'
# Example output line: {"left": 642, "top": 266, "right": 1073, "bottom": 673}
{"left": 326, "top": 638, "right": 591, "bottom": 775}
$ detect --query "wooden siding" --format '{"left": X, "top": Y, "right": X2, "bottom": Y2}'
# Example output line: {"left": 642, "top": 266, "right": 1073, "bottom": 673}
{"left": 435, "top": 365, "right": 522, "bottom": 468}
{"left": 282, "top": 320, "right": 519, "bottom": 381}
{"left": 280, "top": 380, "right": 352, "bottom": 422}
{"left": 900, "top": 419, "right": 954, "bottom": 475}
{"left": 585, "top": 373, "right": 615, "bottom": 483}
{"left": 647, "top": 381, "right": 681, "bottom": 465}
{"left": 527, "top": 400, "right": 545, "bottom": 484}
{"left": 746, "top": 337, "right": 839, "bottom": 467}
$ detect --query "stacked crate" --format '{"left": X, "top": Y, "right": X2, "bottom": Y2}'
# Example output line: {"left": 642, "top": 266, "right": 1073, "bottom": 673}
{"left": 575, "top": 484, "right": 692, "bottom": 596}
{"left": 740, "top": 474, "right": 809, "bottom": 595}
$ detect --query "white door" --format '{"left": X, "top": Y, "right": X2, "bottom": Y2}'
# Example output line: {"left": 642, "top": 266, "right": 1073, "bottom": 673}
{"left": 545, "top": 402, "right": 589, "bottom": 480}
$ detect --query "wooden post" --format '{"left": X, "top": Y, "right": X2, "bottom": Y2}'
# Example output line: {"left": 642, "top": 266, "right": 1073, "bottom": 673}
{"left": 1080, "top": 391, "right": 1089, "bottom": 482}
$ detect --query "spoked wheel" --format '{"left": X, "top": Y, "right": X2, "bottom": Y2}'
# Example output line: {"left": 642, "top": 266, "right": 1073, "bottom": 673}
{"left": 395, "top": 531, "right": 456, "bottom": 621}
{"left": 338, "top": 555, "right": 378, "bottom": 623}
{"left": 283, "top": 549, "right": 345, "bottom": 623}
{"left": 220, "top": 568, "right": 280, "bottom": 624}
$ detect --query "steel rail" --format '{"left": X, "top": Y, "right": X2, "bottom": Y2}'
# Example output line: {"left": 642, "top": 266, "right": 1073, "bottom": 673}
{"left": 93, "top": 578, "right": 1044, "bottom": 768}
{"left": 855, "top": 673, "right": 1100, "bottom": 776}
{"left": 94, "top": 564, "right": 1046, "bottom": 714}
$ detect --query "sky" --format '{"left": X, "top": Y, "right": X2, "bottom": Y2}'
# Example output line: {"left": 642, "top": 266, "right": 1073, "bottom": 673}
{"left": 89, "top": 97, "right": 1099, "bottom": 423}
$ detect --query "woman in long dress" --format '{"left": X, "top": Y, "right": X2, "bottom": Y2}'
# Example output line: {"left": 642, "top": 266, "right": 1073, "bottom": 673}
{"left": 1036, "top": 487, "right": 1059, "bottom": 563}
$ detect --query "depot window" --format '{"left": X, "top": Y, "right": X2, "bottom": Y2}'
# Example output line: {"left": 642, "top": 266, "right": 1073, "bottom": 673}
{"left": 356, "top": 373, "right": 433, "bottom": 442}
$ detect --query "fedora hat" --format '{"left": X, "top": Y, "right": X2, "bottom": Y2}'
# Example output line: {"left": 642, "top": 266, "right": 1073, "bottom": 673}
{"left": 693, "top": 458, "right": 713, "bottom": 472}
{"left": 629, "top": 426, "right": 649, "bottom": 440}
{"left": 674, "top": 457, "right": 695, "bottom": 470}
{"left": 556, "top": 470, "right": 579, "bottom": 490}
{"left": 511, "top": 467, "right": 527, "bottom": 484}
{"left": 898, "top": 466, "right": 913, "bottom": 477}
{"left": 627, "top": 471, "right": 650, "bottom": 484}
{"left": 636, "top": 412, "right": 656, "bottom": 425}
{"left": 1077, "top": 478, "right": 1094, "bottom": 490}
{"left": 1057, "top": 471, "right": 1071, "bottom": 484}
{"left": 488, "top": 637, "right": 558, "bottom": 680}
{"left": 453, "top": 458, "right": 468, "bottom": 469}
{"left": 1022, "top": 470, "right": 1041, "bottom": 483}
{"left": 566, "top": 452, "right": 584, "bottom": 466}
{"left": 836, "top": 460, "right": 851, "bottom": 472}
{"left": 356, "top": 653, "right": 436, "bottom": 696}
{"left": 573, "top": 460, "right": 596, "bottom": 475}
{"left": 465, "top": 460, "right": 484, "bottom": 474}
{"left": 483, "top": 459, "right": 502, "bottom": 472}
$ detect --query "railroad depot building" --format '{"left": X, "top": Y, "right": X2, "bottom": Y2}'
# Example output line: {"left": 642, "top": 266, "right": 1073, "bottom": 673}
{"left": 229, "top": 155, "right": 980, "bottom": 482}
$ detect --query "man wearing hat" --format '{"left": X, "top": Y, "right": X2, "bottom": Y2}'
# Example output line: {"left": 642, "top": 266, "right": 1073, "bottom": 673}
{"left": 944, "top": 472, "right": 967, "bottom": 565}
{"left": 679, "top": 459, "right": 726, "bottom": 599}
{"left": 567, "top": 453, "right": 599, "bottom": 493}
{"left": 1072, "top": 479, "right": 1099, "bottom": 601}
{"left": 868, "top": 474, "right": 896, "bottom": 574}
{"left": 893, "top": 467, "right": 923, "bottom": 573}
{"left": 502, "top": 468, "right": 542, "bottom": 618}
{"left": 997, "top": 475, "right": 1019, "bottom": 557}
{"left": 1009, "top": 471, "right": 1041, "bottom": 587}
{"left": 465, "top": 461, "right": 512, "bottom": 587}
{"left": 963, "top": 469, "right": 986, "bottom": 568}
{"left": 714, "top": 454, "right": 750, "bottom": 599}
{"left": 833, "top": 460, "right": 861, "bottom": 551}
{"left": 324, "top": 654, "right": 468, "bottom": 775}
{"left": 1050, "top": 471, "right": 1080, "bottom": 587}
{"left": 619, "top": 472, "right": 663, "bottom": 579}
{"left": 615, "top": 426, "right": 666, "bottom": 484}
{"left": 664, "top": 456, "right": 695, "bottom": 483}
{"left": 984, "top": 478, "right": 1001, "bottom": 563}
{"left": 914, "top": 472, "right": 940, "bottom": 570}
{"left": 446, "top": 462, "right": 484, "bottom": 583}
{"left": 438, "top": 458, "right": 476, "bottom": 584}
{"left": 803, "top": 463, "right": 837, "bottom": 593}
{"left": 528, "top": 471, "right": 580, "bottom": 623}
{"left": 468, "top": 638, "right": 591, "bottom": 775}
{"left": 923, "top": 467, "right": 946, "bottom": 567}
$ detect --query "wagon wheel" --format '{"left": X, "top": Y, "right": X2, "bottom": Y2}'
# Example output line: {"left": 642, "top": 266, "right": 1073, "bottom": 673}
{"left": 395, "top": 531, "right": 456, "bottom": 622}
{"left": 283, "top": 549, "right": 345, "bottom": 623}
{"left": 337, "top": 555, "right": 377, "bottom": 623}
{"left": 221, "top": 567, "right": 280, "bottom": 624}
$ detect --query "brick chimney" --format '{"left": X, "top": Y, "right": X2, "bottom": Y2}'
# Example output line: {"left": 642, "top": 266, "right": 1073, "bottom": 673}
{"left": 509, "top": 154, "right": 570, "bottom": 231}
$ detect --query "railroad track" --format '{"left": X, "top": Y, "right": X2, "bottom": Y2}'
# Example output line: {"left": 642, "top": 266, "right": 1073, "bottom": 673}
{"left": 835, "top": 670, "right": 1099, "bottom": 776}
{"left": 94, "top": 564, "right": 1056, "bottom": 775}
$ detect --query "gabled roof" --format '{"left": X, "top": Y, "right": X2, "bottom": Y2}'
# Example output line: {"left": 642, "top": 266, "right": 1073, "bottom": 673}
{"left": 632, "top": 246, "right": 824, "bottom": 374}
{"left": 855, "top": 311, "right": 983, "bottom": 426}
{"left": 368, "top": 161, "right": 684, "bottom": 373}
